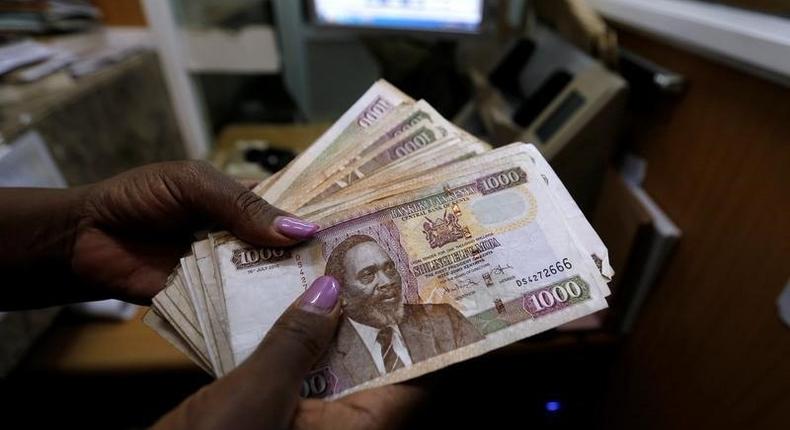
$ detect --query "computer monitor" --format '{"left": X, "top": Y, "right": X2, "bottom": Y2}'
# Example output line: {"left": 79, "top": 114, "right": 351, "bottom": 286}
{"left": 311, "top": 0, "right": 484, "bottom": 33}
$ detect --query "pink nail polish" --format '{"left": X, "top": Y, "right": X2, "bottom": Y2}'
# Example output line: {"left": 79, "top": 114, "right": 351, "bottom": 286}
{"left": 275, "top": 216, "right": 320, "bottom": 240}
{"left": 300, "top": 276, "right": 339, "bottom": 313}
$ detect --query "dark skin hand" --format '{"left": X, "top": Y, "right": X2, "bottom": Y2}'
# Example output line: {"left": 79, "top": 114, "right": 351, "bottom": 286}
{"left": 0, "top": 160, "right": 298, "bottom": 308}
{"left": 155, "top": 281, "right": 427, "bottom": 430}
{"left": 69, "top": 161, "right": 303, "bottom": 304}
{"left": 0, "top": 161, "right": 425, "bottom": 429}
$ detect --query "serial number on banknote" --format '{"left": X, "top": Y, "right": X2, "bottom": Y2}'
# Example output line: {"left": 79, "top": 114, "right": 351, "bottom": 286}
{"left": 515, "top": 258, "right": 574, "bottom": 286}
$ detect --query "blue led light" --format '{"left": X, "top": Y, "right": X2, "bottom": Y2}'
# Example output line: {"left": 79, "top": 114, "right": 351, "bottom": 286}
{"left": 545, "top": 401, "right": 561, "bottom": 413}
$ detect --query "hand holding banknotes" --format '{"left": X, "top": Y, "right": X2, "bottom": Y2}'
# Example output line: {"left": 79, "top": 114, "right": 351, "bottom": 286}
{"left": 0, "top": 160, "right": 423, "bottom": 429}
{"left": 69, "top": 160, "right": 320, "bottom": 304}
{"left": 1, "top": 80, "right": 613, "bottom": 429}
{"left": 0, "top": 160, "right": 317, "bottom": 308}
{"left": 155, "top": 275, "right": 425, "bottom": 430}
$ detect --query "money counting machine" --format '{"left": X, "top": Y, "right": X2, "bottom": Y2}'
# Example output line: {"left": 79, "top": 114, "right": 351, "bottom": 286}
{"left": 455, "top": 26, "right": 627, "bottom": 214}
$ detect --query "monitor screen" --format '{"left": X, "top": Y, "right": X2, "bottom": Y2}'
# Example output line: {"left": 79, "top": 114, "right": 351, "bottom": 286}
{"left": 312, "top": 0, "right": 484, "bottom": 33}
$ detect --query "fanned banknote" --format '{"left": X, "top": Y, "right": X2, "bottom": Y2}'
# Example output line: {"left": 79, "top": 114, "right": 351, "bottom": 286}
{"left": 146, "top": 80, "right": 613, "bottom": 397}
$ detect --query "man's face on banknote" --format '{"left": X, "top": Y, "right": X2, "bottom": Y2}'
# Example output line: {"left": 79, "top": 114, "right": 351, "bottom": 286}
{"left": 341, "top": 241, "right": 404, "bottom": 327}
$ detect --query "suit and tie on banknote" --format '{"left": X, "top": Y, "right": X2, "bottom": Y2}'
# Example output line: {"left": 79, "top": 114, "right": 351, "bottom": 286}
{"left": 145, "top": 80, "right": 614, "bottom": 398}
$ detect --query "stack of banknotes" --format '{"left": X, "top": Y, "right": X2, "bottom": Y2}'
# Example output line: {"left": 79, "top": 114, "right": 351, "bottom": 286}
{"left": 145, "top": 80, "right": 614, "bottom": 398}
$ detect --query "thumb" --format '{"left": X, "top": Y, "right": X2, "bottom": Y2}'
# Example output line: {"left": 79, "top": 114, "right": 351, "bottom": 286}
{"left": 245, "top": 275, "right": 342, "bottom": 392}
{"left": 224, "top": 187, "right": 320, "bottom": 247}
{"left": 153, "top": 276, "right": 341, "bottom": 430}
{"left": 173, "top": 161, "right": 320, "bottom": 246}
{"left": 233, "top": 275, "right": 341, "bottom": 428}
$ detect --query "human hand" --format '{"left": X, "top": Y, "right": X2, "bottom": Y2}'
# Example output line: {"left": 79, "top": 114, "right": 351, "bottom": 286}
{"left": 154, "top": 276, "right": 426, "bottom": 430}
{"left": 71, "top": 161, "right": 319, "bottom": 304}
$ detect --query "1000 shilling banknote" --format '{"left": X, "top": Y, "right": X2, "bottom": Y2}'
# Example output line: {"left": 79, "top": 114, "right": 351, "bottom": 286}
{"left": 214, "top": 156, "right": 609, "bottom": 398}
{"left": 258, "top": 80, "right": 412, "bottom": 203}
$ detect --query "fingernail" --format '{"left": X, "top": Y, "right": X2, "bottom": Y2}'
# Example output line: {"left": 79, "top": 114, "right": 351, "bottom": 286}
{"left": 300, "top": 276, "right": 339, "bottom": 313}
{"left": 275, "top": 216, "right": 320, "bottom": 240}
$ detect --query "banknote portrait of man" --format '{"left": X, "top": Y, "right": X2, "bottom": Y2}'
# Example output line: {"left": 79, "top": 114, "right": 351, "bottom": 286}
{"left": 323, "top": 234, "right": 484, "bottom": 385}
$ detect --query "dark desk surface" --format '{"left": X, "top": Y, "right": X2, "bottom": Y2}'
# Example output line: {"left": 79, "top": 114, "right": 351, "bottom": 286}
{"left": 23, "top": 309, "right": 198, "bottom": 374}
